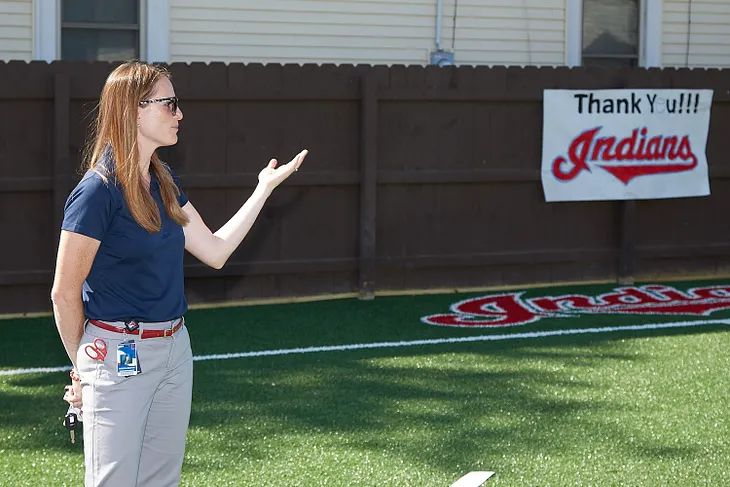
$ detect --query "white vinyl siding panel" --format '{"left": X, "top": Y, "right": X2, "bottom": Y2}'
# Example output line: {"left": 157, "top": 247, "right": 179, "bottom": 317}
{"left": 0, "top": 0, "right": 32, "bottom": 61}
{"left": 439, "top": 1, "right": 565, "bottom": 66}
{"left": 169, "top": 0, "right": 566, "bottom": 66}
{"left": 663, "top": 0, "right": 730, "bottom": 67}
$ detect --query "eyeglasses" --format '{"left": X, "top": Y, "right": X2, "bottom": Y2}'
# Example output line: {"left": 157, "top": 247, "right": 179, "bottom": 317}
{"left": 139, "top": 96, "right": 178, "bottom": 116}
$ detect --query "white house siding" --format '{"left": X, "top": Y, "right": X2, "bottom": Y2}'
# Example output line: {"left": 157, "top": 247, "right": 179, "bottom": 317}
{"left": 438, "top": 0, "right": 565, "bottom": 66}
{"left": 0, "top": 0, "right": 32, "bottom": 61}
{"left": 663, "top": 0, "right": 730, "bottom": 67}
{"left": 169, "top": 0, "right": 566, "bottom": 66}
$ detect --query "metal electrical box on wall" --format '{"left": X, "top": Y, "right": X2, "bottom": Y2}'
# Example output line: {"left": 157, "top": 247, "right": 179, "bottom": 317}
{"left": 430, "top": 50, "right": 455, "bottom": 66}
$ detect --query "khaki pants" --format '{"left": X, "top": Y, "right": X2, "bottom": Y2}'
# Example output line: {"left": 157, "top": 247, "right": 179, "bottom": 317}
{"left": 76, "top": 319, "right": 193, "bottom": 487}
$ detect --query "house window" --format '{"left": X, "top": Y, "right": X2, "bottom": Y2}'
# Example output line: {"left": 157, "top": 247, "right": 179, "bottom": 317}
{"left": 61, "top": 0, "right": 140, "bottom": 61}
{"left": 582, "top": 0, "right": 640, "bottom": 67}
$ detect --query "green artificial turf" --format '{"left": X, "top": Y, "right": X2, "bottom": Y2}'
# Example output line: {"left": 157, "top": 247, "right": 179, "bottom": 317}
{"left": 1, "top": 279, "right": 729, "bottom": 486}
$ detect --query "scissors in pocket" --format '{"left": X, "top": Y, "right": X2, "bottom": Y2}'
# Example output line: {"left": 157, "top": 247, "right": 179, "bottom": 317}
{"left": 85, "top": 338, "right": 107, "bottom": 361}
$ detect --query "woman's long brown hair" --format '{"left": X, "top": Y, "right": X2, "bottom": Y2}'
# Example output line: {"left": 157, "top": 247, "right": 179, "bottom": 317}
{"left": 83, "top": 61, "right": 189, "bottom": 233}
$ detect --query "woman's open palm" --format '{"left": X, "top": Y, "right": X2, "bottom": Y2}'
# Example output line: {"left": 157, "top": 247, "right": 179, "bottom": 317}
{"left": 258, "top": 149, "right": 308, "bottom": 190}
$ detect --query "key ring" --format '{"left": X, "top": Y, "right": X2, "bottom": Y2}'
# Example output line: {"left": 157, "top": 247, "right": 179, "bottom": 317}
{"left": 85, "top": 338, "right": 107, "bottom": 361}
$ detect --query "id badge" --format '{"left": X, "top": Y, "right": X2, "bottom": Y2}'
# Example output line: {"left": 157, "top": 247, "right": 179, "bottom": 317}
{"left": 117, "top": 340, "right": 141, "bottom": 377}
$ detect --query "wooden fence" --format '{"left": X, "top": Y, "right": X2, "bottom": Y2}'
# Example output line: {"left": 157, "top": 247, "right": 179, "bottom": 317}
{"left": 1, "top": 61, "right": 729, "bottom": 315}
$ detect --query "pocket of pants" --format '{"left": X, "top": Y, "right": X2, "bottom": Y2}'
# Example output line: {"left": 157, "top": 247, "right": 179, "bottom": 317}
{"left": 168, "top": 326, "right": 193, "bottom": 371}
{"left": 76, "top": 330, "right": 129, "bottom": 387}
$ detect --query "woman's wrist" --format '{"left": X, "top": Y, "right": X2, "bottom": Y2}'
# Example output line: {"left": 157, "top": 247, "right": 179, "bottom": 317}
{"left": 254, "top": 182, "right": 274, "bottom": 199}
{"left": 70, "top": 369, "right": 81, "bottom": 382}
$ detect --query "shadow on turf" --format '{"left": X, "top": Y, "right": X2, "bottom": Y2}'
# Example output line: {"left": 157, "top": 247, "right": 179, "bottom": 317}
{"left": 0, "top": 324, "right": 722, "bottom": 475}
{"left": 181, "top": 328, "right": 720, "bottom": 476}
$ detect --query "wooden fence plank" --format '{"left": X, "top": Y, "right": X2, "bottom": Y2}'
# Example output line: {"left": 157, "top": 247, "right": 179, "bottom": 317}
{"left": 359, "top": 73, "right": 378, "bottom": 299}
{"left": 53, "top": 74, "right": 71, "bottom": 252}
{"left": 618, "top": 200, "right": 636, "bottom": 285}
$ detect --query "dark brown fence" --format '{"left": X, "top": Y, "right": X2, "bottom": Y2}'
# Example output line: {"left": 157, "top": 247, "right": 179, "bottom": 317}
{"left": 2, "top": 61, "right": 730, "bottom": 316}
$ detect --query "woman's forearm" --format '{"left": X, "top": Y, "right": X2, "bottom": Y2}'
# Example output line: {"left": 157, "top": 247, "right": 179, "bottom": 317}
{"left": 210, "top": 184, "right": 273, "bottom": 268}
{"left": 51, "top": 292, "right": 86, "bottom": 369}
{"left": 184, "top": 151, "right": 307, "bottom": 270}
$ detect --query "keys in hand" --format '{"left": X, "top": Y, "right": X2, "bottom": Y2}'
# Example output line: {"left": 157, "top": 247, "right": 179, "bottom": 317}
{"left": 64, "top": 405, "right": 82, "bottom": 444}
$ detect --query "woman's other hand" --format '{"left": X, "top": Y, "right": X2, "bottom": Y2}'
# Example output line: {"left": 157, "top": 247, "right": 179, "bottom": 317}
{"left": 63, "top": 379, "right": 83, "bottom": 408}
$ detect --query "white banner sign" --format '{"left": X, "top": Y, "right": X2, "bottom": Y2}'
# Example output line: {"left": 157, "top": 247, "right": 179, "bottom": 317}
{"left": 541, "top": 89, "right": 713, "bottom": 202}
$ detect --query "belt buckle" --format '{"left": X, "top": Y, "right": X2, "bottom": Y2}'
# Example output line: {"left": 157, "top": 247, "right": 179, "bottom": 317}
{"left": 163, "top": 327, "right": 173, "bottom": 338}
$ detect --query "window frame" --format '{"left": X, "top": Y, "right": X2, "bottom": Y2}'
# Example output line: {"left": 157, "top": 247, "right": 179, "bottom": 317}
{"left": 566, "top": 0, "right": 662, "bottom": 68}
{"left": 33, "top": 0, "right": 170, "bottom": 63}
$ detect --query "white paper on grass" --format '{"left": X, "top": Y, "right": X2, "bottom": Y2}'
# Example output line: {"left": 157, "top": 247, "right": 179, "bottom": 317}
{"left": 449, "top": 471, "right": 495, "bottom": 487}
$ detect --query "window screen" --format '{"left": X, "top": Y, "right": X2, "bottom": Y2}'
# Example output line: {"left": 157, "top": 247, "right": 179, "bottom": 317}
{"left": 61, "top": 0, "right": 140, "bottom": 61}
{"left": 582, "top": 0, "right": 640, "bottom": 67}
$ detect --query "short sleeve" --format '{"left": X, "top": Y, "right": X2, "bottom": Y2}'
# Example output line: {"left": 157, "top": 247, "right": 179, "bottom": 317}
{"left": 61, "top": 173, "right": 115, "bottom": 241}
{"left": 169, "top": 168, "right": 189, "bottom": 207}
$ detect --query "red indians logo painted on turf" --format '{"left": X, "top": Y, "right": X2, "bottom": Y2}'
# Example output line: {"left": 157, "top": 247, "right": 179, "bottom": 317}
{"left": 552, "top": 127, "right": 698, "bottom": 184}
{"left": 421, "top": 284, "right": 730, "bottom": 328}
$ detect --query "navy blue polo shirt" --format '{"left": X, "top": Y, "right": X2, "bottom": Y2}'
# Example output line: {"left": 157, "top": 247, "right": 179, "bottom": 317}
{"left": 61, "top": 158, "right": 189, "bottom": 323}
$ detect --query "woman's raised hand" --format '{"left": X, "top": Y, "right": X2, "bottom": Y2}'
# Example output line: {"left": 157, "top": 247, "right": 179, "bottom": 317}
{"left": 258, "top": 149, "right": 308, "bottom": 191}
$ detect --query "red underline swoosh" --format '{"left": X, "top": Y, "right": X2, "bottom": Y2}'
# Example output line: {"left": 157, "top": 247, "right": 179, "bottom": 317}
{"left": 598, "top": 162, "right": 697, "bottom": 184}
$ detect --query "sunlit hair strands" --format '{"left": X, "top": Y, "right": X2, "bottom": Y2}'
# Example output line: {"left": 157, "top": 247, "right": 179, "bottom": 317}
{"left": 83, "top": 60, "right": 189, "bottom": 233}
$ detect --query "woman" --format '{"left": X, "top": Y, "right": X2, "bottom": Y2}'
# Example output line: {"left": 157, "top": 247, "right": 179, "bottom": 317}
{"left": 52, "top": 60, "right": 307, "bottom": 487}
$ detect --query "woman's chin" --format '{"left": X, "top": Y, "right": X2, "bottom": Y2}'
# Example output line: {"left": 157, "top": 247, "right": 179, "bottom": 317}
{"left": 160, "top": 135, "right": 178, "bottom": 147}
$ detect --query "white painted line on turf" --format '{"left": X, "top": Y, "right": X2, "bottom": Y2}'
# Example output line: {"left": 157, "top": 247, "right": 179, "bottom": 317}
{"left": 190, "top": 319, "right": 730, "bottom": 362}
{"left": 0, "top": 366, "right": 74, "bottom": 376}
{"left": 450, "top": 471, "right": 495, "bottom": 487}
{"left": 1, "top": 318, "right": 729, "bottom": 377}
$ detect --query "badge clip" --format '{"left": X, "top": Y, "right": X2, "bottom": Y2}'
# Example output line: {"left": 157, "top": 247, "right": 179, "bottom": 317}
{"left": 124, "top": 320, "right": 139, "bottom": 333}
